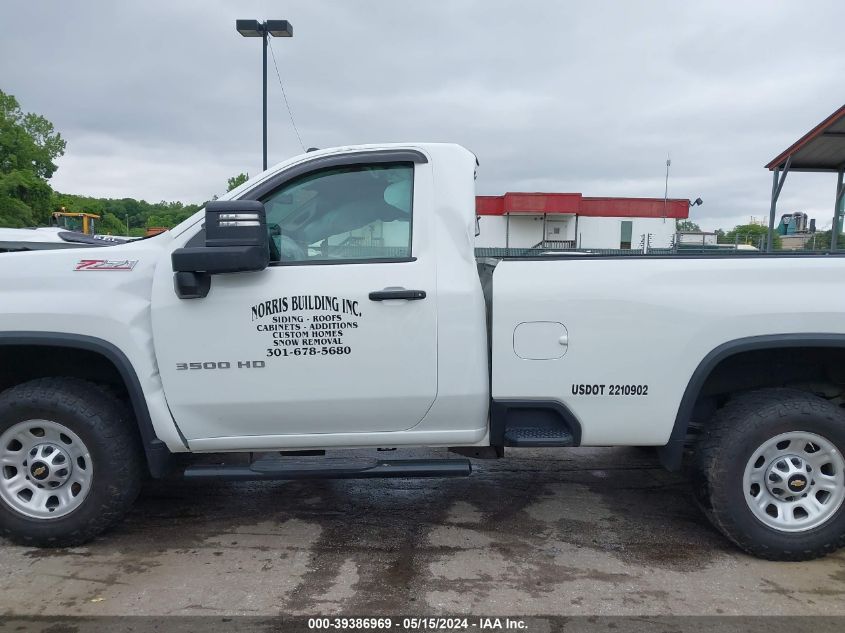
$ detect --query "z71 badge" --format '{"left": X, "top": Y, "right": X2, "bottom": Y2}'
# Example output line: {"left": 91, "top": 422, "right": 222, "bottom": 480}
{"left": 75, "top": 259, "right": 138, "bottom": 271}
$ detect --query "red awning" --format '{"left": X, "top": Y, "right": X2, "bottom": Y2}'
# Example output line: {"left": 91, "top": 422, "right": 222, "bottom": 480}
{"left": 475, "top": 192, "right": 581, "bottom": 215}
{"left": 476, "top": 192, "right": 689, "bottom": 219}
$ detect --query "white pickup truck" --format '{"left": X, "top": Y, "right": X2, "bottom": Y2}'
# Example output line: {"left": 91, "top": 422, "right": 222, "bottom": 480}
{"left": 1, "top": 143, "right": 844, "bottom": 560}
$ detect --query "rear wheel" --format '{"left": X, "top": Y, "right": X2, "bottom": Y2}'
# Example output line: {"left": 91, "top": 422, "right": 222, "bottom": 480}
{"left": 693, "top": 388, "right": 845, "bottom": 560}
{"left": 0, "top": 378, "right": 143, "bottom": 547}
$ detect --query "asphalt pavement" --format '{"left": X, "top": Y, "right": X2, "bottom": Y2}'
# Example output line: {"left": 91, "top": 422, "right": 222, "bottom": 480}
{"left": 2, "top": 447, "right": 845, "bottom": 617}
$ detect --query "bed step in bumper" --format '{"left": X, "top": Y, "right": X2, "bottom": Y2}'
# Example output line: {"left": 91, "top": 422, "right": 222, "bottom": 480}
{"left": 503, "top": 427, "right": 576, "bottom": 447}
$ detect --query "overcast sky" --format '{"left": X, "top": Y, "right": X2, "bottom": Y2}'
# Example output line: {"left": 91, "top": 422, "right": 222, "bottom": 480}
{"left": 2, "top": 1, "right": 843, "bottom": 231}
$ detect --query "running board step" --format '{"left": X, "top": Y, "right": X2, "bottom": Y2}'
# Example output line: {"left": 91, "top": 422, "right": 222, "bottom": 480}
{"left": 183, "top": 457, "right": 472, "bottom": 481}
{"left": 503, "top": 427, "right": 575, "bottom": 447}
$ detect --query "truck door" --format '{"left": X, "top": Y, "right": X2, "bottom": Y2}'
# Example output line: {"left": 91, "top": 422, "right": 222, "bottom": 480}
{"left": 150, "top": 153, "right": 438, "bottom": 443}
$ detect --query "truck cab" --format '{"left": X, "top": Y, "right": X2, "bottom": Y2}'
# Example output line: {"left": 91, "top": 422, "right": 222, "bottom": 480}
{"left": 51, "top": 211, "right": 100, "bottom": 235}
{"left": 151, "top": 143, "right": 489, "bottom": 450}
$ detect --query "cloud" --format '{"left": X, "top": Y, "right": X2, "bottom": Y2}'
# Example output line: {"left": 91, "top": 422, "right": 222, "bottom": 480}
{"left": 1, "top": 0, "right": 842, "bottom": 230}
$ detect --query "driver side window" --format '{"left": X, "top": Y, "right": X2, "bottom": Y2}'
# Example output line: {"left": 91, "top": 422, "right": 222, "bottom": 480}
{"left": 261, "top": 162, "right": 413, "bottom": 263}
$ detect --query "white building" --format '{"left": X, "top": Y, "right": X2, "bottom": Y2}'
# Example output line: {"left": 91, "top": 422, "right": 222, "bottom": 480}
{"left": 476, "top": 193, "right": 690, "bottom": 251}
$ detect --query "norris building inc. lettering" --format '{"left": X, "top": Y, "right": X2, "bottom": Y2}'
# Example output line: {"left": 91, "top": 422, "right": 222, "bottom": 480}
{"left": 250, "top": 295, "right": 361, "bottom": 321}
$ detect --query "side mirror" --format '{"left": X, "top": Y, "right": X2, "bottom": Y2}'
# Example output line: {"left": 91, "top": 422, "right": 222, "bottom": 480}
{"left": 171, "top": 200, "right": 270, "bottom": 299}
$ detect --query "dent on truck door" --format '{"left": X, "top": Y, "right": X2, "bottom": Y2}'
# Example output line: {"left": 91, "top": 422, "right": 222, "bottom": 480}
{"left": 150, "top": 158, "right": 438, "bottom": 441}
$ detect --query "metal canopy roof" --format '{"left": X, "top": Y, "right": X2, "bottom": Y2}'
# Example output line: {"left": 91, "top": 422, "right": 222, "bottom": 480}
{"left": 766, "top": 105, "right": 845, "bottom": 172}
{"left": 764, "top": 104, "right": 845, "bottom": 251}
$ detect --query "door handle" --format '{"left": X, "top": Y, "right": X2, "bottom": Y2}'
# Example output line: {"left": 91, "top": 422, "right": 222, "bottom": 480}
{"left": 368, "top": 289, "right": 427, "bottom": 301}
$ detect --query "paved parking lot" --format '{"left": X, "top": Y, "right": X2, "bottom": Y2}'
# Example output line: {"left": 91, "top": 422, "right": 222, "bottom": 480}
{"left": 2, "top": 447, "right": 845, "bottom": 617}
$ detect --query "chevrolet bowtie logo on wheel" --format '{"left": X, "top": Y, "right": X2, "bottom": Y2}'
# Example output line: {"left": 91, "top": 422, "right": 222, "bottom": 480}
{"left": 789, "top": 476, "right": 807, "bottom": 490}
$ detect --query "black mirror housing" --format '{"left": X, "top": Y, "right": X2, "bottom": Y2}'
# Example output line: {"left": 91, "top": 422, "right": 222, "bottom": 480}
{"left": 204, "top": 200, "right": 268, "bottom": 248}
{"left": 172, "top": 244, "right": 269, "bottom": 275}
{"left": 172, "top": 200, "right": 270, "bottom": 275}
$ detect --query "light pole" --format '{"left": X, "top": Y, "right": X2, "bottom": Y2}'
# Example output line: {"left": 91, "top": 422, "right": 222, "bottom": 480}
{"left": 662, "top": 155, "right": 671, "bottom": 223}
{"left": 235, "top": 19, "right": 293, "bottom": 171}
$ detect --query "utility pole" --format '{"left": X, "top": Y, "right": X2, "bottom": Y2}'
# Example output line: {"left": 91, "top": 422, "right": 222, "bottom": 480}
{"left": 262, "top": 28, "right": 267, "bottom": 171}
{"left": 662, "top": 155, "right": 671, "bottom": 224}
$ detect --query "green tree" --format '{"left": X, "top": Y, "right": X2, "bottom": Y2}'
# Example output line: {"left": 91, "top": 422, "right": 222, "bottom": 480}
{"left": 227, "top": 172, "right": 249, "bottom": 192}
{"left": 724, "top": 223, "right": 782, "bottom": 250}
{"left": 0, "top": 171, "right": 51, "bottom": 227}
{"left": 50, "top": 191, "right": 202, "bottom": 234}
{"left": 803, "top": 230, "right": 833, "bottom": 251}
{"left": 99, "top": 212, "right": 128, "bottom": 235}
{"left": 0, "top": 90, "right": 66, "bottom": 227}
{"left": 676, "top": 220, "right": 701, "bottom": 232}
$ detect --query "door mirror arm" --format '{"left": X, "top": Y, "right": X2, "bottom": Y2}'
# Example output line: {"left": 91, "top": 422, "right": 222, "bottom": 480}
{"left": 173, "top": 270, "right": 211, "bottom": 300}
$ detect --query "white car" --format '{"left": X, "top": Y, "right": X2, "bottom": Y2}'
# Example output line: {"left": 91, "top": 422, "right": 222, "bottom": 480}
{"left": 0, "top": 227, "right": 130, "bottom": 252}
{"left": 0, "top": 143, "right": 843, "bottom": 560}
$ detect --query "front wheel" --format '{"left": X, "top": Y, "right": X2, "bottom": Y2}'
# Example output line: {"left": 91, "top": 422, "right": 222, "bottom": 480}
{"left": 0, "top": 378, "right": 143, "bottom": 547}
{"left": 693, "top": 388, "right": 845, "bottom": 560}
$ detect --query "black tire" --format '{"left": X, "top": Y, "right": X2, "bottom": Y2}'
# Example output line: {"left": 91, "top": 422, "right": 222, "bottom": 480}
{"left": 0, "top": 377, "right": 143, "bottom": 547}
{"left": 692, "top": 388, "right": 845, "bottom": 561}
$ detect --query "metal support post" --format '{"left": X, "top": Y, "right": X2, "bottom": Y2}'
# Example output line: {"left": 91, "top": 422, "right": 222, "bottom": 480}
{"left": 831, "top": 167, "right": 845, "bottom": 251}
{"left": 767, "top": 156, "right": 791, "bottom": 252}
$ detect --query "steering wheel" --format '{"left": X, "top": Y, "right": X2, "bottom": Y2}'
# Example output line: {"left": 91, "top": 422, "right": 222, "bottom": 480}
{"left": 277, "top": 235, "right": 307, "bottom": 261}
{"left": 267, "top": 224, "right": 282, "bottom": 262}
{"left": 268, "top": 223, "right": 307, "bottom": 261}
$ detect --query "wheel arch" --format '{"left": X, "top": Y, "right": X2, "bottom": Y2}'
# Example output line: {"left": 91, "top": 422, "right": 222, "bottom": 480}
{"left": 658, "top": 333, "right": 845, "bottom": 471}
{"left": 0, "top": 332, "right": 172, "bottom": 477}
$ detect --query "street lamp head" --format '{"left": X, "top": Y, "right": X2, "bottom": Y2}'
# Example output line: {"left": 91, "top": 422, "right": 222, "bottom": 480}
{"left": 236, "top": 19, "right": 263, "bottom": 37}
{"left": 265, "top": 20, "right": 293, "bottom": 37}
{"left": 690, "top": 197, "right": 703, "bottom": 207}
{"left": 235, "top": 17, "right": 295, "bottom": 171}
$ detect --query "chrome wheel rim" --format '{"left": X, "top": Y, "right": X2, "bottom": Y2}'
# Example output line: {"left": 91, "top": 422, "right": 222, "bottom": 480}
{"left": 744, "top": 431, "right": 845, "bottom": 533}
{"left": 0, "top": 420, "right": 93, "bottom": 519}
